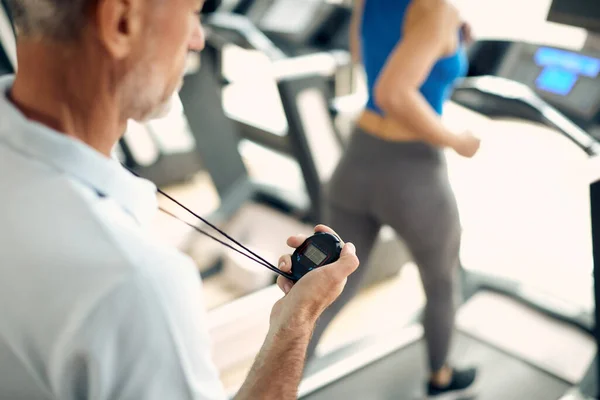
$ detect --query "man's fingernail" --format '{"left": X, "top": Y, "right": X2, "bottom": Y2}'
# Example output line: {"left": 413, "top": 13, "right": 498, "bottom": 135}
{"left": 346, "top": 243, "right": 356, "bottom": 253}
{"left": 279, "top": 261, "right": 286, "bottom": 269}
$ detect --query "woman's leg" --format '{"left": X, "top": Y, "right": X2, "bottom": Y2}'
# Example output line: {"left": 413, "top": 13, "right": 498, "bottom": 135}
{"left": 373, "top": 149, "right": 462, "bottom": 376}
{"left": 305, "top": 202, "right": 381, "bottom": 361}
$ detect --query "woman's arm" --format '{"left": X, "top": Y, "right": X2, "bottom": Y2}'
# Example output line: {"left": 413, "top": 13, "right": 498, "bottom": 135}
{"left": 349, "top": 0, "right": 365, "bottom": 64}
{"left": 373, "top": 1, "right": 461, "bottom": 148}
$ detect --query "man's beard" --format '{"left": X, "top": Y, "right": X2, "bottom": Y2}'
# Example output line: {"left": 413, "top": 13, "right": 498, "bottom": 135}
{"left": 138, "top": 90, "right": 179, "bottom": 122}
{"left": 123, "top": 59, "right": 185, "bottom": 124}
{"left": 136, "top": 75, "right": 185, "bottom": 123}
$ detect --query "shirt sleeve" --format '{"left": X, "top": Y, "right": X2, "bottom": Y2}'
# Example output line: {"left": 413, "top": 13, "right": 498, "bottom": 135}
{"left": 60, "top": 247, "right": 228, "bottom": 400}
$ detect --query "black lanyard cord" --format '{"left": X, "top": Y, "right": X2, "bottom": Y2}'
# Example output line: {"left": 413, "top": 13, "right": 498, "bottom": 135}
{"left": 158, "top": 206, "right": 294, "bottom": 279}
{"left": 122, "top": 165, "right": 294, "bottom": 280}
{"left": 155, "top": 187, "right": 279, "bottom": 271}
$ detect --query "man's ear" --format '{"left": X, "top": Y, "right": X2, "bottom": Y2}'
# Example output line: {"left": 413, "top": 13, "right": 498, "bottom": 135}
{"left": 95, "top": 0, "right": 144, "bottom": 59}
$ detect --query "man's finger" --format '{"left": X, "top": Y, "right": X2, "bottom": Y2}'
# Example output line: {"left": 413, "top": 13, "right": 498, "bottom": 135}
{"left": 287, "top": 234, "right": 308, "bottom": 249}
{"left": 277, "top": 275, "right": 294, "bottom": 294}
{"left": 325, "top": 242, "right": 359, "bottom": 279}
{"left": 314, "top": 224, "right": 344, "bottom": 245}
{"left": 277, "top": 254, "right": 292, "bottom": 273}
{"left": 288, "top": 225, "right": 344, "bottom": 249}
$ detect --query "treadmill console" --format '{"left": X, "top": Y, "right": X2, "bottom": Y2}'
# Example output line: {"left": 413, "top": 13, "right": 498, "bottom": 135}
{"left": 491, "top": 42, "right": 600, "bottom": 129}
{"left": 243, "top": 0, "right": 351, "bottom": 54}
{"left": 257, "top": 0, "right": 323, "bottom": 41}
{"left": 534, "top": 47, "right": 600, "bottom": 116}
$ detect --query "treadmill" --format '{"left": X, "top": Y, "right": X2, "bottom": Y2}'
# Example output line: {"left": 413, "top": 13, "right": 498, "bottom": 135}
{"left": 205, "top": 0, "right": 355, "bottom": 100}
{"left": 295, "top": 90, "right": 599, "bottom": 399}
{"left": 202, "top": 7, "right": 352, "bottom": 222}
{"left": 291, "top": 2, "right": 600, "bottom": 399}
{"left": 215, "top": 0, "right": 352, "bottom": 57}
{"left": 229, "top": 0, "right": 352, "bottom": 58}
{"left": 299, "top": 93, "right": 600, "bottom": 400}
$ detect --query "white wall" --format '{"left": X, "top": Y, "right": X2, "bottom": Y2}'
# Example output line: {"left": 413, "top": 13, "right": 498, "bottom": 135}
{"left": 455, "top": 0, "right": 589, "bottom": 50}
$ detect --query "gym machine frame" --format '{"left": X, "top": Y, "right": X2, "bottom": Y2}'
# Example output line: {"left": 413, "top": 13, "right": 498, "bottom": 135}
{"left": 587, "top": 170, "right": 600, "bottom": 398}
{"left": 202, "top": 23, "right": 349, "bottom": 222}
{"left": 451, "top": 75, "right": 600, "bottom": 398}
{"left": 451, "top": 75, "right": 599, "bottom": 332}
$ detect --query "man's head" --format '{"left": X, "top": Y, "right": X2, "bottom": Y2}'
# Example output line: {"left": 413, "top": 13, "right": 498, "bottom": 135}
{"left": 6, "top": 0, "right": 206, "bottom": 123}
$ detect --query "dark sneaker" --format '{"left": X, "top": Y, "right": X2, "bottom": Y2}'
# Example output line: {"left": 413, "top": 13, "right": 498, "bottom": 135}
{"left": 427, "top": 367, "right": 478, "bottom": 399}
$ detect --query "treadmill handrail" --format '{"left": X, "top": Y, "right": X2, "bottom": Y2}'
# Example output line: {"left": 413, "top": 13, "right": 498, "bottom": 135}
{"left": 206, "top": 12, "right": 352, "bottom": 81}
{"left": 230, "top": 117, "right": 292, "bottom": 155}
{"left": 454, "top": 76, "right": 599, "bottom": 156}
{"left": 205, "top": 12, "right": 287, "bottom": 60}
{"left": 271, "top": 50, "right": 351, "bottom": 81}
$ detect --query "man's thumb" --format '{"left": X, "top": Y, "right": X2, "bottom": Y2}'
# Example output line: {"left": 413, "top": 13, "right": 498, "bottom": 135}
{"left": 337, "top": 242, "right": 359, "bottom": 275}
{"left": 341, "top": 242, "right": 356, "bottom": 256}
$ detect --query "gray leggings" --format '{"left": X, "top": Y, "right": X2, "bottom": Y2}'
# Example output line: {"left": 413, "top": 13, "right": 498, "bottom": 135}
{"left": 307, "top": 127, "right": 462, "bottom": 372}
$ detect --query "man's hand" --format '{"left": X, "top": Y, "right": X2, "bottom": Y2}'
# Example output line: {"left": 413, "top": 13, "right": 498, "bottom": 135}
{"left": 272, "top": 225, "right": 360, "bottom": 331}
{"left": 234, "top": 225, "right": 359, "bottom": 400}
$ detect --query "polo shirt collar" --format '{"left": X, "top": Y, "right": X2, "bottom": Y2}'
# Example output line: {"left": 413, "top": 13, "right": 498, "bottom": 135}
{"left": 0, "top": 75, "right": 158, "bottom": 226}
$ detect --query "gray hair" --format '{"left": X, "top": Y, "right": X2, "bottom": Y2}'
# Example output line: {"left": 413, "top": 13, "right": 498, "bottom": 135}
{"left": 5, "top": 0, "right": 91, "bottom": 40}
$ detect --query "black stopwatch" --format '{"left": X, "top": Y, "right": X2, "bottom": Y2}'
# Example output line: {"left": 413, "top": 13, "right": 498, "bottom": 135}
{"left": 290, "top": 232, "right": 343, "bottom": 282}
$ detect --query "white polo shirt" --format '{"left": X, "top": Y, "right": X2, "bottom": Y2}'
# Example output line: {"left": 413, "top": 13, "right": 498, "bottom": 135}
{"left": 0, "top": 76, "right": 227, "bottom": 400}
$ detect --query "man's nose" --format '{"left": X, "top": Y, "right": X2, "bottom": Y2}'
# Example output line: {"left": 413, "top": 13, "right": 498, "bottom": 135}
{"left": 189, "top": 22, "right": 205, "bottom": 52}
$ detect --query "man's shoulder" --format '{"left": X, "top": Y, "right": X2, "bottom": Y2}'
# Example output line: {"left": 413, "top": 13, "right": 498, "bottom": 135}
{"left": 0, "top": 144, "right": 197, "bottom": 284}
{"left": 75, "top": 184, "right": 200, "bottom": 285}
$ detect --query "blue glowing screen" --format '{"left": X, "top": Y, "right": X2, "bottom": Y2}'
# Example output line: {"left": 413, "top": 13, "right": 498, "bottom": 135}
{"left": 534, "top": 47, "right": 600, "bottom": 96}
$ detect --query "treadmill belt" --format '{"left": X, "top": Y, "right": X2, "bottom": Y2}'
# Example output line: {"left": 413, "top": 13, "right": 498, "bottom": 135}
{"left": 302, "top": 333, "right": 570, "bottom": 400}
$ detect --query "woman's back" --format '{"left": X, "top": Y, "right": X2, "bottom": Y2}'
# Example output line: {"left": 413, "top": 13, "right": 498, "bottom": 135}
{"left": 361, "top": 0, "right": 468, "bottom": 115}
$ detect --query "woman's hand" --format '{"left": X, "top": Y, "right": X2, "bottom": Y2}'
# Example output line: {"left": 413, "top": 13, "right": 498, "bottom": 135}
{"left": 460, "top": 21, "right": 474, "bottom": 45}
{"left": 452, "top": 130, "right": 481, "bottom": 158}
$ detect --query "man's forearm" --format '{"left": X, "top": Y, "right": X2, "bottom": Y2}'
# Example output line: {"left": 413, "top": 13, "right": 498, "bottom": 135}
{"left": 234, "top": 322, "right": 314, "bottom": 400}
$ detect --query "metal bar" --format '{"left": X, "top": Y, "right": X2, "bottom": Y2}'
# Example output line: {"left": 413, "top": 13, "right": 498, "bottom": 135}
{"left": 591, "top": 177, "right": 600, "bottom": 397}
{"left": 452, "top": 76, "right": 598, "bottom": 155}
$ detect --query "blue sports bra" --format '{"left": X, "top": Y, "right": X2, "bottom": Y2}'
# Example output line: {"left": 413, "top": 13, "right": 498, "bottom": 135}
{"left": 361, "top": 0, "right": 468, "bottom": 115}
